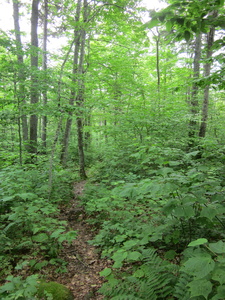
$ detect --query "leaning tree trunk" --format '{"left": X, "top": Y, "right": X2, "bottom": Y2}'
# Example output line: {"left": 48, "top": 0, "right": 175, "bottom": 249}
{"left": 41, "top": 0, "right": 48, "bottom": 152}
{"left": 12, "top": 0, "right": 28, "bottom": 143}
{"left": 199, "top": 12, "right": 217, "bottom": 138}
{"left": 60, "top": 0, "right": 82, "bottom": 165}
{"left": 188, "top": 33, "right": 202, "bottom": 146}
{"left": 29, "top": 0, "right": 40, "bottom": 154}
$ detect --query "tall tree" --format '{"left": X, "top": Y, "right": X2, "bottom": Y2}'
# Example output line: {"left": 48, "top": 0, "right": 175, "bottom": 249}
{"left": 12, "top": 0, "right": 28, "bottom": 144}
{"left": 60, "top": 0, "right": 82, "bottom": 166}
{"left": 188, "top": 33, "right": 202, "bottom": 146}
{"left": 41, "top": 0, "right": 48, "bottom": 151}
{"left": 199, "top": 11, "right": 217, "bottom": 138}
{"left": 29, "top": 0, "right": 40, "bottom": 154}
{"left": 76, "top": 0, "right": 88, "bottom": 179}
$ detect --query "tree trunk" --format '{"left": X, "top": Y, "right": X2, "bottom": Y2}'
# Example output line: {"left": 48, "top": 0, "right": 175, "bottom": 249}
{"left": 12, "top": 0, "right": 28, "bottom": 143}
{"left": 41, "top": 0, "right": 48, "bottom": 152}
{"left": 29, "top": 0, "right": 40, "bottom": 154}
{"left": 48, "top": 37, "right": 76, "bottom": 198}
{"left": 155, "top": 32, "right": 160, "bottom": 99}
{"left": 188, "top": 33, "right": 202, "bottom": 146}
{"left": 199, "top": 12, "right": 217, "bottom": 138}
{"left": 76, "top": 0, "right": 88, "bottom": 179}
{"left": 60, "top": 0, "right": 82, "bottom": 165}
{"left": 84, "top": 114, "right": 91, "bottom": 151}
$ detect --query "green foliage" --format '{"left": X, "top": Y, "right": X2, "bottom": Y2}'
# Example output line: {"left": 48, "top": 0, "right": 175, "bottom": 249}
{"left": 0, "top": 164, "right": 77, "bottom": 276}
{"left": 82, "top": 143, "right": 225, "bottom": 299}
{"left": 99, "top": 248, "right": 175, "bottom": 299}
{"left": 0, "top": 275, "right": 39, "bottom": 300}
{"left": 174, "top": 239, "right": 225, "bottom": 299}
{"left": 0, "top": 276, "right": 74, "bottom": 300}
{"left": 149, "top": 0, "right": 225, "bottom": 37}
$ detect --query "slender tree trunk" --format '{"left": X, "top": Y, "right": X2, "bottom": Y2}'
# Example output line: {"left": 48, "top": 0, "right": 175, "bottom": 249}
{"left": 48, "top": 38, "right": 76, "bottom": 197}
{"left": 60, "top": 0, "right": 82, "bottom": 165}
{"left": 199, "top": 12, "right": 217, "bottom": 137}
{"left": 13, "top": 75, "right": 23, "bottom": 165}
{"left": 155, "top": 33, "right": 160, "bottom": 98}
{"left": 41, "top": 0, "right": 48, "bottom": 152}
{"left": 75, "top": 0, "right": 88, "bottom": 179}
{"left": 84, "top": 114, "right": 91, "bottom": 150}
{"left": 188, "top": 33, "right": 202, "bottom": 146}
{"left": 12, "top": 0, "right": 28, "bottom": 143}
{"left": 29, "top": 0, "right": 40, "bottom": 154}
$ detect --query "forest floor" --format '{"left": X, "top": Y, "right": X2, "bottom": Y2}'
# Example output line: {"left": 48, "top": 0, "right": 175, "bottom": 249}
{"left": 48, "top": 181, "right": 110, "bottom": 299}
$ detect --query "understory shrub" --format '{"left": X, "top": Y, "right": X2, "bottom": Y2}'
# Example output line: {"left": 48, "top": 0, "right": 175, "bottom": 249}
{"left": 0, "top": 275, "right": 74, "bottom": 300}
{"left": 0, "top": 164, "right": 77, "bottom": 277}
{"left": 82, "top": 147, "right": 225, "bottom": 299}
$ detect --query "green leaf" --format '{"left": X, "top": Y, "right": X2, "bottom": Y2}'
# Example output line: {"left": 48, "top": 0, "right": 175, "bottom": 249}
{"left": 115, "top": 235, "right": 127, "bottom": 242}
{"left": 184, "top": 30, "right": 191, "bottom": 42}
{"left": 2, "top": 195, "right": 14, "bottom": 202}
{"left": 50, "top": 229, "right": 65, "bottom": 239}
{"left": 165, "top": 250, "right": 177, "bottom": 260}
{"left": 209, "top": 241, "right": 225, "bottom": 254}
{"left": 127, "top": 251, "right": 141, "bottom": 261}
{"left": 34, "top": 261, "right": 48, "bottom": 270}
{"left": 183, "top": 205, "right": 195, "bottom": 218}
{"left": 182, "top": 253, "right": 215, "bottom": 279}
{"left": 112, "top": 250, "right": 127, "bottom": 263}
{"left": 146, "top": 18, "right": 160, "bottom": 29}
{"left": 123, "top": 240, "right": 139, "bottom": 250}
{"left": 173, "top": 206, "right": 185, "bottom": 217}
{"left": 112, "top": 261, "right": 123, "bottom": 268}
{"left": 214, "top": 285, "right": 225, "bottom": 299}
{"left": 16, "top": 192, "right": 37, "bottom": 200}
{"left": 32, "top": 233, "right": 49, "bottom": 243}
{"left": 166, "top": 21, "right": 173, "bottom": 31}
{"left": 212, "top": 267, "right": 225, "bottom": 285}
{"left": 188, "top": 238, "right": 208, "bottom": 247}
{"left": 133, "top": 269, "right": 145, "bottom": 278}
{"left": 200, "top": 207, "right": 217, "bottom": 220}
{"left": 100, "top": 268, "right": 112, "bottom": 277}
{"left": 0, "top": 282, "right": 15, "bottom": 293}
{"left": 188, "top": 279, "right": 212, "bottom": 299}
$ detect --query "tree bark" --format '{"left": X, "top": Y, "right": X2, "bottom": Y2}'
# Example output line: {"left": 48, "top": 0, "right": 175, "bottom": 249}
{"left": 41, "top": 0, "right": 48, "bottom": 152}
{"left": 29, "top": 0, "right": 40, "bottom": 154}
{"left": 75, "top": 0, "right": 88, "bottom": 179}
{"left": 155, "top": 31, "right": 160, "bottom": 98}
{"left": 199, "top": 12, "right": 217, "bottom": 138}
{"left": 12, "top": 0, "right": 28, "bottom": 143}
{"left": 188, "top": 33, "right": 202, "bottom": 146}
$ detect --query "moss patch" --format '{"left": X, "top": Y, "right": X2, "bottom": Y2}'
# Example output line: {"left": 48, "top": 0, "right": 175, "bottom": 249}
{"left": 37, "top": 281, "right": 74, "bottom": 300}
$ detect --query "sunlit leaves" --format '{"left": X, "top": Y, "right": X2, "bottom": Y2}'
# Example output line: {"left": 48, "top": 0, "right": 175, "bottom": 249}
{"left": 188, "top": 238, "right": 208, "bottom": 247}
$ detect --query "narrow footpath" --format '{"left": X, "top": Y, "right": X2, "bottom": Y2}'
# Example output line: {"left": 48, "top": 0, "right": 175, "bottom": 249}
{"left": 49, "top": 181, "right": 110, "bottom": 299}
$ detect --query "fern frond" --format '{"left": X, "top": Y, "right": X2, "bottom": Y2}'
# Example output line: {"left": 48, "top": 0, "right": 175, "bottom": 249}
{"left": 138, "top": 248, "right": 175, "bottom": 299}
{"left": 174, "top": 272, "right": 192, "bottom": 300}
{"left": 99, "top": 248, "right": 176, "bottom": 299}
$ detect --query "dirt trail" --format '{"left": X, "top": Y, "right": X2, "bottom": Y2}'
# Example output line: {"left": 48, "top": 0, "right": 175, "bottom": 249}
{"left": 53, "top": 181, "right": 109, "bottom": 299}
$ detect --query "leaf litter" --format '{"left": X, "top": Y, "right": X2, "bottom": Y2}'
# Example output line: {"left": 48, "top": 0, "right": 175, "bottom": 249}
{"left": 51, "top": 181, "right": 111, "bottom": 299}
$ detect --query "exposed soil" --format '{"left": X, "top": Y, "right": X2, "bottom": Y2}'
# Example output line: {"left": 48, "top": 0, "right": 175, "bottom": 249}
{"left": 51, "top": 181, "right": 110, "bottom": 299}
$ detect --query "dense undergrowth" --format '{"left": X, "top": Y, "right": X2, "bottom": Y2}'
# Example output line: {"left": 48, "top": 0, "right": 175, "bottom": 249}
{"left": 82, "top": 140, "right": 225, "bottom": 300}
{"left": 1, "top": 139, "right": 225, "bottom": 299}
{"left": 0, "top": 159, "right": 78, "bottom": 299}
